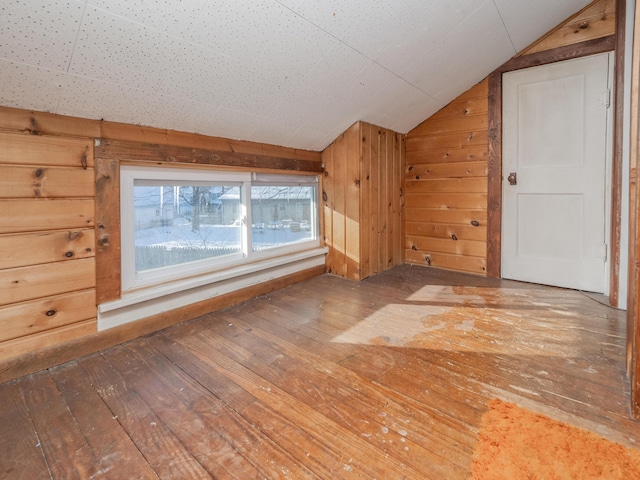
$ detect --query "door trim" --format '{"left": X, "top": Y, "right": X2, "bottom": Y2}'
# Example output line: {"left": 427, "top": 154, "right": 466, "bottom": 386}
{"left": 486, "top": 35, "right": 618, "bottom": 291}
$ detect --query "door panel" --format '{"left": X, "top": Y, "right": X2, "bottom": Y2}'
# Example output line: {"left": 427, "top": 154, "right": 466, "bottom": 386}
{"left": 502, "top": 53, "right": 611, "bottom": 293}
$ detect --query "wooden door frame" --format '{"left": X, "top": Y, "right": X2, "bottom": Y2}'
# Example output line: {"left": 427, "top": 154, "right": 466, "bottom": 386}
{"left": 486, "top": 34, "right": 622, "bottom": 304}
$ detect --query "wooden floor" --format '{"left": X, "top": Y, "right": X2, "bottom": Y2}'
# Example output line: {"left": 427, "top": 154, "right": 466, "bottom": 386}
{"left": 1, "top": 265, "right": 638, "bottom": 479}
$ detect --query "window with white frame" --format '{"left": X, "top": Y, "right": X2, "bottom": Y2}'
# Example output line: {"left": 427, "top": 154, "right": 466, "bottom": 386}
{"left": 120, "top": 166, "right": 320, "bottom": 292}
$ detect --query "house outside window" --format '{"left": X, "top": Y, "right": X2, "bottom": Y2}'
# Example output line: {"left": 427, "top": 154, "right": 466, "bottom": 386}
{"left": 121, "top": 166, "right": 319, "bottom": 291}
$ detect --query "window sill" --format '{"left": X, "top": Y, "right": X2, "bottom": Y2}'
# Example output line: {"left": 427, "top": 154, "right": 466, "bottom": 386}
{"left": 97, "top": 246, "right": 327, "bottom": 330}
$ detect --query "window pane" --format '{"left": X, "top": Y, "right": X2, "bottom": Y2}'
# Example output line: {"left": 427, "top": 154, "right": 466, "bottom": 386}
{"left": 251, "top": 185, "right": 316, "bottom": 251}
{"left": 134, "top": 185, "right": 242, "bottom": 271}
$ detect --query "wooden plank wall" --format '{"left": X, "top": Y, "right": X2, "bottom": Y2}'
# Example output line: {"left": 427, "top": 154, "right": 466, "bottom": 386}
{"left": 0, "top": 133, "right": 97, "bottom": 362}
{"left": 628, "top": 0, "right": 640, "bottom": 417}
{"left": 404, "top": 0, "right": 616, "bottom": 276}
{"left": 405, "top": 81, "right": 489, "bottom": 275}
{"left": 520, "top": 0, "right": 616, "bottom": 56}
{"left": 322, "top": 121, "right": 405, "bottom": 280}
{"left": 0, "top": 107, "right": 323, "bottom": 368}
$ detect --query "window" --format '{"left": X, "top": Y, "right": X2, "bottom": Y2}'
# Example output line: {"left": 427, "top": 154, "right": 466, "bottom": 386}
{"left": 250, "top": 174, "right": 318, "bottom": 252}
{"left": 121, "top": 166, "right": 319, "bottom": 291}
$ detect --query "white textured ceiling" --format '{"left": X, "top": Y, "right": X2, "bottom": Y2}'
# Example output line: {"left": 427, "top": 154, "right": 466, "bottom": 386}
{"left": 0, "top": 0, "right": 591, "bottom": 151}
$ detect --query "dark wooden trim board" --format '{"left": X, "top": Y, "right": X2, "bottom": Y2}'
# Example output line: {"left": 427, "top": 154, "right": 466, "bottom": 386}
{"left": 95, "top": 138, "right": 325, "bottom": 173}
{"left": 486, "top": 35, "right": 617, "bottom": 281}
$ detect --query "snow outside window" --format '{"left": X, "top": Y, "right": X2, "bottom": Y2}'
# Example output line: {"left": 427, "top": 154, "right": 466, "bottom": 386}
{"left": 121, "top": 166, "right": 320, "bottom": 292}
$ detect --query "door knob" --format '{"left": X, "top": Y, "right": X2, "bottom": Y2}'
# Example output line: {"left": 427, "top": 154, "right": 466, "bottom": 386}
{"left": 507, "top": 172, "right": 517, "bottom": 185}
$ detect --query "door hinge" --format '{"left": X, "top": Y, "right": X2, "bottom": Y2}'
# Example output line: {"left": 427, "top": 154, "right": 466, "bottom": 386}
{"left": 598, "top": 89, "right": 611, "bottom": 108}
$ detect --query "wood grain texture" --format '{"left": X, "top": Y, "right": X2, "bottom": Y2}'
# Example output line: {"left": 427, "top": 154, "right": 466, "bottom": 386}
{"left": 1, "top": 264, "right": 634, "bottom": 478}
{"left": 0, "top": 229, "right": 94, "bottom": 270}
{"left": 609, "top": 0, "right": 626, "bottom": 309}
{"left": 322, "top": 122, "right": 405, "bottom": 280}
{"left": 486, "top": 71, "right": 503, "bottom": 278}
{"left": 406, "top": 81, "right": 489, "bottom": 276}
{"left": 0, "top": 258, "right": 96, "bottom": 306}
{"left": 0, "top": 198, "right": 94, "bottom": 234}
{"left": 0, "top": 319, "right": 97, "bottom": 363}
{"left": 96, "top": 138, "right": 323, "bottom": 173}
{"left": 0, "top": 265, "right": 325, "bottom": 383}
{"left": 0, "top": 132, "right": 94, "bottom": 167}
{"left": 0, "top": 290, "right": 96, "bottom": 342}
{"left": 0, "top": 106, "right": 321, "bottom": 163}
{"left": 94, "top": 155, "right": 121, "bottom": 304}
{"left": 0, "top": 166, "right": 94, "bottom": 198}
{"left": 520, "top": 0, "right": 616, "bottom": 55}
{"left": 0, "top": 133, "right": 98, "bottom": 363}
{"left": 629, "top": 0, "right": 640, "bottom": 418}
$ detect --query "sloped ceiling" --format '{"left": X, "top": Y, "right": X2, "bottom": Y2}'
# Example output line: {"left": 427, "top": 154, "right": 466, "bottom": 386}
{"left": 0, "top": 0, "right": 591, "bottom": 151}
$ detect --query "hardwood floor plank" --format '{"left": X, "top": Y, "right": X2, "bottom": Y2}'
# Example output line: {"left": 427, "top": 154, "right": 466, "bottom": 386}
{"left": 49, "top": 361, "right": 159, "bottom": 480}
{"left": 168, "top": 327, "right": 424, "bottom": 479}
{"left": 76, "top": 353, "right": 211, "bottom": 479}
{"left": 19, "top": 371, "right": 101, "bottom": 479}
{"left": 107, "top": 339, "right": 313, "bottom": 479}
{"left": 0, "top": 264, "right": 636, "bottom": 478}
{"left": 196, "top": 317, "right": 472, "bottom": 477}
{"left": 0, "top": 380, "right": 50, "bottom": 479}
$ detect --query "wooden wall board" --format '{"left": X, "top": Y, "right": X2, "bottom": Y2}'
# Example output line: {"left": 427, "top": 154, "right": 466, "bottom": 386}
{"left": 404, "top": 193, "right": 487, "bottom": 210}
{"left": 0, "top": 319, "right": 97, "bottom": 363}
{"left": 0, "top": 258, "right": 96, "bottom": 307}
{"left": 360, "top": 123, "right": 373, "bottom": 279}
{"left": 404, "top": 209, "right": 487, "bottom": 226}
{"left": 406, "top": 145, "right": 488, "bottom": 165}
{"left": 408, "top": 161, "right": 487, "bottom": 179}
{"left": 404, "top": 177, "right": 488, "bottom": 194}
{"left": 0, "top": 290, "right": 96, "bottom": 343}
{"left": 0, "top": 166, "right": 95, "bottom": 198}
{"left": 96, "top": 138, "right": 323, "bottom": 173}
{"left": 321, "top": 122, "right": 405, "bottom": 280}
{"left": 521, "top": 0, "right": 616, "bottom": 56}
{"left": 404, "top": 249, "right": 486, "bottom": 274}
{"left": 424, "top": 96, "right": 489, "bottom": 123}
{"left": 393, "top": 132, "right": 405, "bottom": 267}
{"left": 94, "top": 156, "right": 121, "bottom": 304}
{"left": 628, "top": 0, "right": 640, "bottom": 418}
{"left": 0, "top": 132, "right": 94, "bottom": 168}
{"left": 0, "top": 229, "right": 95, "bottom": 270}
{"left": 406, "top": 236, "right": 487, "bottom": 257}
{"left": 346, "top": 123, "right": 361, "bottom": 280}
{"left": 0, "top": 198, "right": 95, "bottom": 234}
{"left": 0, "top": 107, "right": 321, "bottom": 163}
{"left": 406, "top": 130, "right": 488, "bottom": 153}
{"left": 369, "top": 125, "right": 381, "bottom": 275}
{"left": 408, "top": 115, "right": 489, "bottom": 139}
{"left": 406, "top": 222, "right": 487, "bottom": 241}
{"left": 609, "top": 0, "right": 627, "bottom": 308}
{"left": 332, "top": 130, "right": 348, "bottom": 278}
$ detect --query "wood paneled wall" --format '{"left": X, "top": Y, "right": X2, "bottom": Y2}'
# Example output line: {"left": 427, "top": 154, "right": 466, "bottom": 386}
{"left": 0, "top": 107, "right": 323, "bottom": 372}
{"left": 628, "top": 0, "right": 640, "bottom": 418}
{"left": 322, "top": 121, "right": 405, "bottom": 280}
{"left": 405, "top": 0, "right": 616, "bottom": 276}
{"left": 405, "top": 81, "right": 489, "bottom": 275}
{"left": 520, "top": 0, "right": 616, "bottom": 56}
{"left": 0, "top": 133, "right": 97, "bottom": 362}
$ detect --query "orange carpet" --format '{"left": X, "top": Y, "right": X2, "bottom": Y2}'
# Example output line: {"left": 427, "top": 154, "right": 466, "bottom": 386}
{"left": 471, "top": 399, "right": 640, "bottom": 479}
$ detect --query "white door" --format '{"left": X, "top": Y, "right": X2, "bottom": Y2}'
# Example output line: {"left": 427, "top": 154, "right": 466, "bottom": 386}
{"left": 502, "top": 53, "right": 612, "bottom": 293}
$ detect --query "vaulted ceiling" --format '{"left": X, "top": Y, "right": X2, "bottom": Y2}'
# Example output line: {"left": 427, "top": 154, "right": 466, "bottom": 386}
{"left": 1, "top": 0, "right": 591, "bottom": 150}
